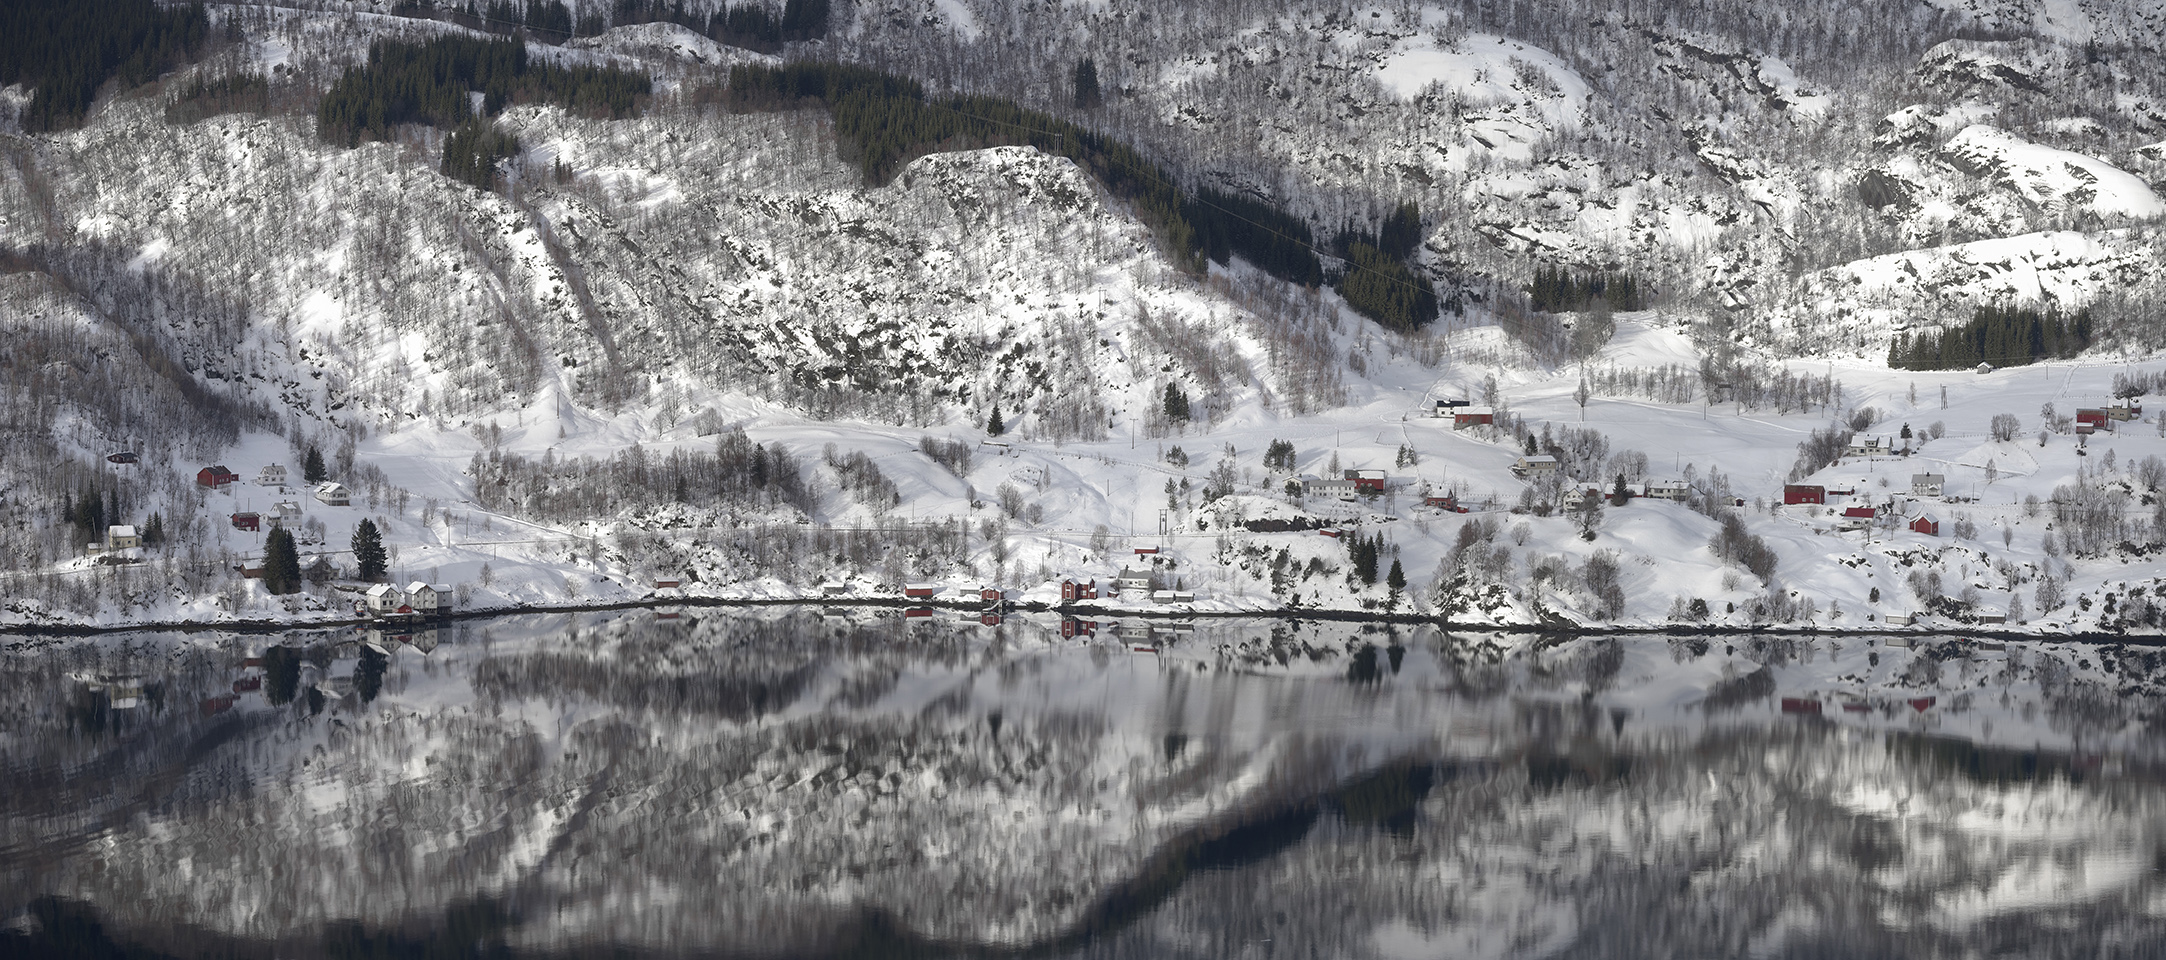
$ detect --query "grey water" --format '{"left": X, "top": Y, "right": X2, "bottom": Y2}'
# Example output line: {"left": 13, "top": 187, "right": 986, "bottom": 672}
{"left": 1, "top": 610, "right": 2161, "bottom": 959}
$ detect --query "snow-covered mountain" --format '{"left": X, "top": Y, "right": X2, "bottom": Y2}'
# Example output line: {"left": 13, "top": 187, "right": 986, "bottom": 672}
{"left": 5, "top": 0, "right": 2166, "bottom": 629}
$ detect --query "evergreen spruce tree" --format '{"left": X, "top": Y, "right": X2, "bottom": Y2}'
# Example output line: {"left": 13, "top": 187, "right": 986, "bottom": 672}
{"left": 263, "top": 527, "right": 303, "bottom": 594}
{"left": 1162, "top": 382, "right": 1190, "bottom": 421}
{"left": 352, "top": 518, "right": 388, "bottom": 581}
{"left": 304, "top": 445, "right": 327, "bottom": 483}
{"left": 1072, "top": 58, "right": 1101, "bottom": 109}
{"left": 987, "top": 406, "right": 1005, "bottom": 436}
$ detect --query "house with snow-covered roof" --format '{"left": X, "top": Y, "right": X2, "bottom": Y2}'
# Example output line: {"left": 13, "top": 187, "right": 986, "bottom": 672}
{"left": 1911, "top": 473, "right": 1945, "bottom": 497}
{"left": 313, "top": 481, "right": 350, "bottom": 506}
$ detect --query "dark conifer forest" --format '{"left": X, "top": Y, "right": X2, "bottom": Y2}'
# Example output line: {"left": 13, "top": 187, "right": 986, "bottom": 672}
{"left": 0, "top": 0, "right": 208, "bottom": 132}
{"left": 1889, "top": 306, "right": 2093, "bottom": 371}
{"left": 316, "top": 36, "right": 650, "bottom": 148}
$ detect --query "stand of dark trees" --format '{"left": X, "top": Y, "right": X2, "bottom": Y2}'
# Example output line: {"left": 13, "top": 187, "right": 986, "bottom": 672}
{"left": 442, "top": 118, "right": 521, "bottom": 190}
{"left": 0, "top": 0, "right": 208, "bottom": 132}
{"left": 724, "top": 62, "right": 1327, "bottom": 289}
{"left": 1889, "top": 305, "right": 2093, "bottom": 371}
{"left": 467, "top": 426, "right": 812, "bottom": 520}
{"left": 1528, "top": 266, "right": 1643, "bottom": 313}
{"left": 1329, "top": 204, "right": 1445, "bottom": 332}
{"left": 317, "top": 36, "right": 649, "bottom": 148}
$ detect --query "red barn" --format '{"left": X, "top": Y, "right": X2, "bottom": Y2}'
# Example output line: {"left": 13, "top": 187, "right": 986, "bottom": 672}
{"left": 1783, "top": 484, "right": 1825, "bottom": 505}
{"left": 903, "top": 583, "right": 941, "bottom": 600}
{"left": 1452, "top": 408, "right": 1495, "bottom": 430}
{"left": 2076, "top": 408, "right": 2108, "bottom": 430}
{"left": 1424, "top": 495, "right": 1456, "bottom": 509}
{"left": 230, "top": 512, "right": 260, "bottom": 532}
{"left": 1345, "top": 469, "right": 1387, "bottom": 492}
{"left": 1910, "top": 514, "right": 1940, "bottom": 536}
{"left": 978, "top": 586, "right": 1005, "bottom": 603}
{"left": 1842, "top": 507, "right": 1876, "bottom": 520}
{"left": 197, "top": 465, "right": 237, "bottom": 488}
{"left": 1318, "top": 528, "right": 1341, "bottom": 538}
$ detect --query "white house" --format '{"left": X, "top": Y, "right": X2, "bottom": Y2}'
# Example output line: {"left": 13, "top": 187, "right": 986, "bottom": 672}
{"left": 314, "top": 481, "right": 351, "bottom": 506}
{"left": 1846, "top": 436, "right": 1891, "bottom": 458}
{"left": 405, "top": 581, "right": 452, "bottom": 615}
{"left": 1643, "top": 480, "right": 1689, "bottom": 502}
{"left": 272, "top": 500, "right": 303, "bottom": 524}
{"left": 1911, "top": 473, "right": 1945, "bottom": 497}
{"left": 259, "top": 463, "right": 288, "bottom": 486}
{"left": 1512, "top": 455, "right": 1559, "bottom": 478}
{"left": 106, "top": 525, "right": 140, "bottom": 550}
{"left": 1116, "top": 567, "right": 1153, "bottom": 593}
{"left": 1301, "top": 475, "right": 1360, "bottom": 500}
{"left": 364, "top": 583, "right": 404, "bottom": 615}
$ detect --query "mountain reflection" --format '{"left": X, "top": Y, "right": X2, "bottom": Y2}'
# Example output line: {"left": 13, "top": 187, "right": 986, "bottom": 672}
{"left": 1, "top": 612, "right": 2161, "bottom": 958}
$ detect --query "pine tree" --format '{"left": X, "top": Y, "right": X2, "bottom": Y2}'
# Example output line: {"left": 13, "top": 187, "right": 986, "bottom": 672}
{"left": 1386, "top": 558, "right": 1406, "bottom": 608}
{"left": 263, "top": 527, "right": 302, "bottom": 594}
{"left": 987, "top": 406, "right": 1005, "bottom": 436}
{"left": 352, "top": 518, "right": 388, "bottom": 581}
{"left": 304, "top": 445, "right": 326, "bottom": 483}
{"left": 1162, "top": 382, "right": 1190, "bottom": 421}
{"left": 1072, "top": 58, "right": 1101, "bottom": 109}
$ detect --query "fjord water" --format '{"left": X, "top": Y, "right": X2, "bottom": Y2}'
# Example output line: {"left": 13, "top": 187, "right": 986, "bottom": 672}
{"left": 2, "top": 611, "right": 2160, "bottom": 958}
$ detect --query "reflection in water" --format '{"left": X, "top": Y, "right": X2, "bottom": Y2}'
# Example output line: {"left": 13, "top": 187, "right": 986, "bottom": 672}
{"left": 1, "top": 612, "right": 2163, "bottom": 958}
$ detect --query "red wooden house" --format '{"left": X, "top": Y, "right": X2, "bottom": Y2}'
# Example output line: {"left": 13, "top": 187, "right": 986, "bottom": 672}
{"left": 2076, "top": 408, "right": 2108, "bottom": 430}
{"left": 1452, "top": 408, "right": 1495, "bottom": 430}
{"left": 230, "top": 511, "right": 260, "bottom": 532}
{"left": 903, "top": 583, "right": 942, "bottom": 600}
{"left": 1910, "top": 514, "right": 1940, "bottom": 536}
{"left": 197, "top": 465, "right": 237, "bottom": 489}
{"left": 1783, "top": 484, "right": 1825, "bottom": 505}
{"left": 1060, "top": 578, "right": 1099, "bottom": 602}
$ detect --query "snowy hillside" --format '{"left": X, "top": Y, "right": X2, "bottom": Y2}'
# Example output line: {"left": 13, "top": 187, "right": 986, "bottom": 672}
{"left": 4, "top": 0, "right": 2166, "bottom": 631}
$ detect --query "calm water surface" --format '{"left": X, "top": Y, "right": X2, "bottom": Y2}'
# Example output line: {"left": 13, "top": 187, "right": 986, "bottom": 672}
{"left": 1, "top": 610, "right": 2161, "bottom": 958}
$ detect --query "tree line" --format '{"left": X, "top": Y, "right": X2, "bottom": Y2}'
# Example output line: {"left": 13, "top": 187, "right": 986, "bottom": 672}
{"left": 317, "top": 36, "right": 650, "bottom": 148}
{"left": 1528, "top": 266, "right": 1644, "bottom": 314}
{"left": 1888, "top": 305, "right": 2093, "bottom": 371}
{"left": 0, "top": 0, "right": 208, "bottom": 132}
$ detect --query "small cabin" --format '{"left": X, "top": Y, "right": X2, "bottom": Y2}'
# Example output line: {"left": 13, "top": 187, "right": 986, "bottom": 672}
{"left": 1423, "top": 494, "right": 1459, "bottom": 511}
{"left": 1150, "top": 589, "right": 1196, "bottom": 603}
{"left": 313, "top": 482, "right": 351, "bottom": 506}
{"left": 259, "top": 463, "right": 289, "bottom": 486}
{"left": 1783, "top": 484, "right": 1825, "bottom": 505}
{"left": 197, "top": 465, "right": 238, "bottom": 489}
{"left": 2107, "top": 401, "right": 2141, "bottom": 421}
{"left": 230, "top": 511, "right": 261, "bottom": 532}
{"left": 1452, "top": 407, "right": 1495, "bottom": 430}
{"left": 903, "top": 583, "right": 942, "bottom": 600}
{"left": 1911, "top": 473, "right": 1945, "bottom": 497}
{"left": 1432, "top": 398, "right": 1470, "bottom": 417}
{"left": 106, "top": 451, "right": 139, "bottom": 465}
{"left": 1116, "top": 567, "right": 1152, "bottom": 592}
{"left": 106, "top": 525, "right": 140, "bottom": 550}
{"left": 977, "top": 586, "right": 1005, "bottom": 603}
{"left": 1511, "top": 455, "right": 1559, "bottom": 478}
{"left": 1910, "top": 514, "right": 1940, "bottom": 536}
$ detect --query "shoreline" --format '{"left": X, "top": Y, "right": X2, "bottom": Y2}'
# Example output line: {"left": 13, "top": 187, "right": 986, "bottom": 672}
{"left": 0, "top": 593, "right": 2144, "bottom": 643}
